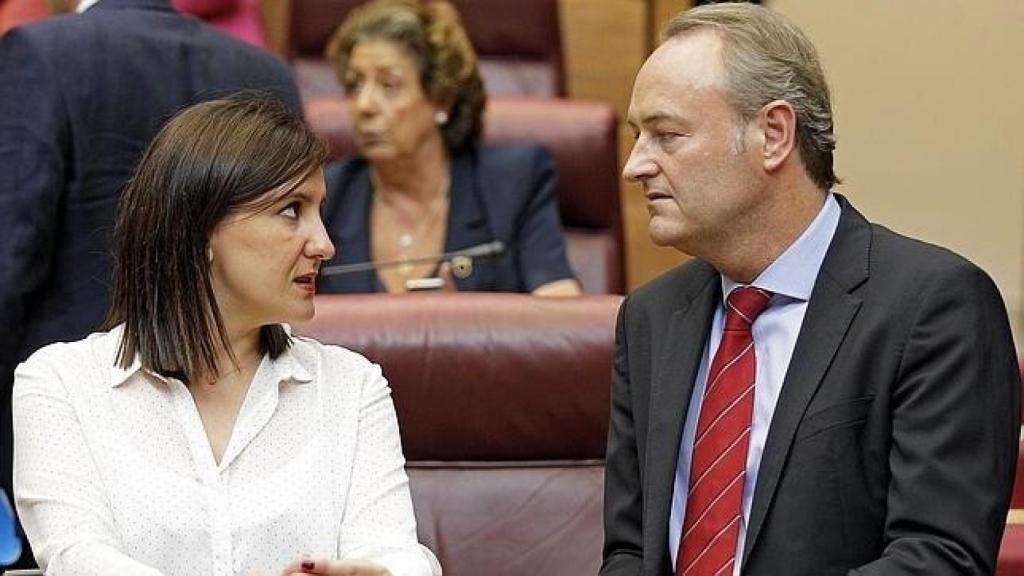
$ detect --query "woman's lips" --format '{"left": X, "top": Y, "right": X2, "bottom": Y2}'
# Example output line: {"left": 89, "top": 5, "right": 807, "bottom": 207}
{"left": 357, "top": 130, "right": 386, "bottom": 145}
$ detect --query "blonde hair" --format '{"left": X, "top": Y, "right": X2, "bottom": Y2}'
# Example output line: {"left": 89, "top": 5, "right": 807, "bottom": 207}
{"left": 663, "top": 3, "right": 839, "bottom": 190}
{"left": 326, "top": 0, "right": 486, "bottom": 151}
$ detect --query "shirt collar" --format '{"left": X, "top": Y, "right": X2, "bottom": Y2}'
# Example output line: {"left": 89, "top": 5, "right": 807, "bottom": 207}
{"left": 268, "top": 326, "right": 314, "bottom": 385}
{"left": 97, "top": 325, "right": 144, "bottom": 388}
{"left": 103, "top": 324, "right": 314, "bottom": 388}
{"left": 721, "top": 192, "right": 841, "bottom": 302}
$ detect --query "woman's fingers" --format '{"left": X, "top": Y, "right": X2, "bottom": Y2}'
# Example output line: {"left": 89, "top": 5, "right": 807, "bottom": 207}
{"left": 280, "top": 558, "right": 390, "bottom": 576}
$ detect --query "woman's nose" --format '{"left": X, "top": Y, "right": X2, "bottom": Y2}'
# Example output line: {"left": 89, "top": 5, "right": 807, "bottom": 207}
{"left": 308, "top": 219, "right": 336, "bottom": 262}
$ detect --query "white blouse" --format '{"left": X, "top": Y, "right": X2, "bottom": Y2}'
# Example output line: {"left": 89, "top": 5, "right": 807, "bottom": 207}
{"left": 12, "top": 326, "right": 441, "bottom": 576}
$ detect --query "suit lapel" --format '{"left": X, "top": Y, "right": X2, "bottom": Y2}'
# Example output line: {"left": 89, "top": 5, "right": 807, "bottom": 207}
{"left": 644, "top": 269, "right": 718, "bottom": 573}
{"left": 742, "top": 196, "right": 871, "bottom": 566}
{"left": 444, "top": 149, "right": 493, "bottom": 291}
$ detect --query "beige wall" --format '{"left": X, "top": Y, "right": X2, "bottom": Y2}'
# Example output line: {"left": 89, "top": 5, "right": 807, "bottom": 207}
{"left": 770, "top": 0, "right": 1024, "bottom": 341}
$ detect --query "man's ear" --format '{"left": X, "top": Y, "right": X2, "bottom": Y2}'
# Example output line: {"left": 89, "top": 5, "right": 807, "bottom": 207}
{"left": 758, "top": 100, "right": 797, "bottom": 173}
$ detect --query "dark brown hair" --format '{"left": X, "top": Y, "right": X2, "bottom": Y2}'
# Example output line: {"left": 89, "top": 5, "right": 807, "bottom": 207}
{"left": 102, "top": 93, "right": 327, "bottom": 382}
{"left": 325, "top": 0, "right": 486, "bottom": 151}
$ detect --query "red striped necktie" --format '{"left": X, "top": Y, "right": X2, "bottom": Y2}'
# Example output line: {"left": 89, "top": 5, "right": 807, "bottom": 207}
{"left": 676, "top": 286, "right": 773, "bottom": 576}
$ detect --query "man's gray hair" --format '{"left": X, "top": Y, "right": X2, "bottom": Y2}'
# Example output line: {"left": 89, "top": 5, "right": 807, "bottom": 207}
{"left": 663, "top": 2, "right": 839, "bottom": 190}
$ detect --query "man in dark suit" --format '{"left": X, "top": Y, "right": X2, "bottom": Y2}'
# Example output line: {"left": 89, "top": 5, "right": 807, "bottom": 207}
{"left": 602, "top": 4, "right": 1020, "bottom": 576}
{"left": 0, "top": 0, "right": 301, "bottom": 567}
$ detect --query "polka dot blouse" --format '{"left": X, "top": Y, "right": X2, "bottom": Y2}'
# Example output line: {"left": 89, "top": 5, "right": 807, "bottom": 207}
{"left": 12, "top": 325, "right": 441, "bottom": 576}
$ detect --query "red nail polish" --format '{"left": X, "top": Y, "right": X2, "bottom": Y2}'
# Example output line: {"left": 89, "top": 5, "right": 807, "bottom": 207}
{"left": 301, "top": 560, "right": 315, "bottom": 570}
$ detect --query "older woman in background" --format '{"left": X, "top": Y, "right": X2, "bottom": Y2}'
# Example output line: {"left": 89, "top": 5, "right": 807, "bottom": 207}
{"left": 319, "top": 0, "right": 580, "bottom": 295}
{"left": 13, "top": 95, "right": 440, "bottom": 576}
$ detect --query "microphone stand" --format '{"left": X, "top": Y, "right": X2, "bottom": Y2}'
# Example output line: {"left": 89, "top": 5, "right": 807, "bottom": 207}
{"left": 318, "top": 240, "right": 506, "bottom": 278}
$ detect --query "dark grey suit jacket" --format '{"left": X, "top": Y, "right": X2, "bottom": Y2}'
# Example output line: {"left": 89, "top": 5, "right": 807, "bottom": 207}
{"left": 602, "top": 196, "right": 1020, "bottom": 576}
{"left": 0, "top": 0, "right": 301, "bottom": 566}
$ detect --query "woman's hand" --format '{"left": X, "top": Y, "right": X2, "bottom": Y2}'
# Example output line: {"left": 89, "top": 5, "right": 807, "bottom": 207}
{"left": 532, "top": 278, "right": 581, "bottom": 297}
{"left": 280, "top": 558, "right": 391, "bottom": 576}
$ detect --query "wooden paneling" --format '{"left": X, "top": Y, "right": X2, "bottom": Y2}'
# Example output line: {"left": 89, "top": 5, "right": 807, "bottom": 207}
{"left": 560, "top": 0, "right": 697, "bottom": 289}
{"left": 650, "top": 0, "right": 692, "bottom": 44}
{"left": 262, "top": 0, "right": 291, "bottom": 57}
{"left": 559, "top": 0, "right": 646, "bottom": 117}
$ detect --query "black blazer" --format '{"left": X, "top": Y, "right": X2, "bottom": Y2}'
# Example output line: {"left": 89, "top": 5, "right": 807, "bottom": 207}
{"left": 602, "top": 196, "right": 1020, "bottom": 576}
{"left": 318, "top": 143, "right": 575, "bottom": 293}
{"left": 0, "top": 0, "right": 301, "bottom": 565}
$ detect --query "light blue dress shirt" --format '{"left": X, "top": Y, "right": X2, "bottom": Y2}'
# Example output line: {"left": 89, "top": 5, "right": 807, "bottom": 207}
{"left": 669, "top": 193, "right": 841, "bottom": 575}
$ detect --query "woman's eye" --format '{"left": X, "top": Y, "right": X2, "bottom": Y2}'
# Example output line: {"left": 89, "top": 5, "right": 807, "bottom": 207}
{"left": 280, "top": 202, "right": 299, "bottom": 219}
{"left": 344, "top": 77, "right": 364, "bottom": 93}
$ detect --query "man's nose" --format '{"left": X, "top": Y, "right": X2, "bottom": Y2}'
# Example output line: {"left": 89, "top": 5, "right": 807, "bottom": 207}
{"left": 622, "top": 140, "right": 657, "bottom": 183}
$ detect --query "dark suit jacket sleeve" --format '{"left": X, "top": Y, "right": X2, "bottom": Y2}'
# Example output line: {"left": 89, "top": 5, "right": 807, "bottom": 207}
{"left": 601, "top": 297, "right": 646, "bottom": 575}
{"left": 0, "top": 28, "right": 67, "bottom": 401}
{"left": 852, "top": 260, "right": 1020, "bottom": 575}
{"left": 513, "top": 146, "right": 576, "bottom": 291}
{"left": 275, "top": 65, "right": 303, "bottom": 120}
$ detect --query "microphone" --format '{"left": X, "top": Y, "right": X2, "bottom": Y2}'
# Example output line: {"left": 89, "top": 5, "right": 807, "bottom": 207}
{"left": 318, "top": 240, "right": 506, "bottom": 278}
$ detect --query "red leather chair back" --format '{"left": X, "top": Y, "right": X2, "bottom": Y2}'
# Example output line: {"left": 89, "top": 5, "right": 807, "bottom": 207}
{"left": 293, "top": 293, "right": 621, "bottom": 575}
{"left": 1013, "top": 354, "right": 1024, "bottom": 508}
{"left": 173, "top": 0, "right": 266, "bottom": 47}
{"left": 306, "top": 96, "right": 624, "bottom": 293}
{"left": 287, "top": 0, "right": 563, "bottom": 98}
{"left": 0, "top": 0, "right": 48, "bottom": 35}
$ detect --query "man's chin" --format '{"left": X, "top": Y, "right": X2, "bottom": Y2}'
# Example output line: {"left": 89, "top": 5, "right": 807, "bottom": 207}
{"left": 647, "top": 223, "right": 686, "bottom": 249}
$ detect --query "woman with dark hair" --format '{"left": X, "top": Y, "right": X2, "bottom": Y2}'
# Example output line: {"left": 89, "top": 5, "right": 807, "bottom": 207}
{"left": 11, "top": 95, "right": 440, "bottom": 576}
{"left": 319, "top": 0, "right": 580, "bottom": 295}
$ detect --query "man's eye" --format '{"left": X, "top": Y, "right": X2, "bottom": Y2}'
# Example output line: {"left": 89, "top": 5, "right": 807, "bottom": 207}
{"left": 657, "top": 132, "right": 682, "bottom": 144}
{"left": 280, "top": 203, "right": 299, "bottom": 219}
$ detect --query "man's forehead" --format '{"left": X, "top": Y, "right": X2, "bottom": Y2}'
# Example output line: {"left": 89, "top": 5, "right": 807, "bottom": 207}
{"left": 647, "top": 31, "right": 727, "bottom": 88}
{"left": 628, "top": 32, "right": 728, "bottom": 122}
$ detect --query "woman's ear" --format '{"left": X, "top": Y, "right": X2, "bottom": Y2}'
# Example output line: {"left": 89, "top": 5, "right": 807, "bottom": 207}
{"left": 433, "top": 97, "right": 453, "bottom": 126}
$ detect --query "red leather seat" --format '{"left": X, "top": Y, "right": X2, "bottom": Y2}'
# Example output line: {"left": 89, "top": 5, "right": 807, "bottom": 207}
{"left": 0, "top": 0, "right": 48, "bottom": 35}
{"left": 306, "top": 96, "right": 624, "bottom": 293}
{"left": 998, "top": 356, "right": 1024, "bottom": 575}
{"left": 172, "top": 0, "right": 266, "bottom": 47}
{"left": 1000, "top": 525, "right": 1024, "bottom": 575}
{"left": 293, "top": 292, "right": 621, "bottom": 575}
{"left": 287, "top": 0, "right": 563, "bottom": 99}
